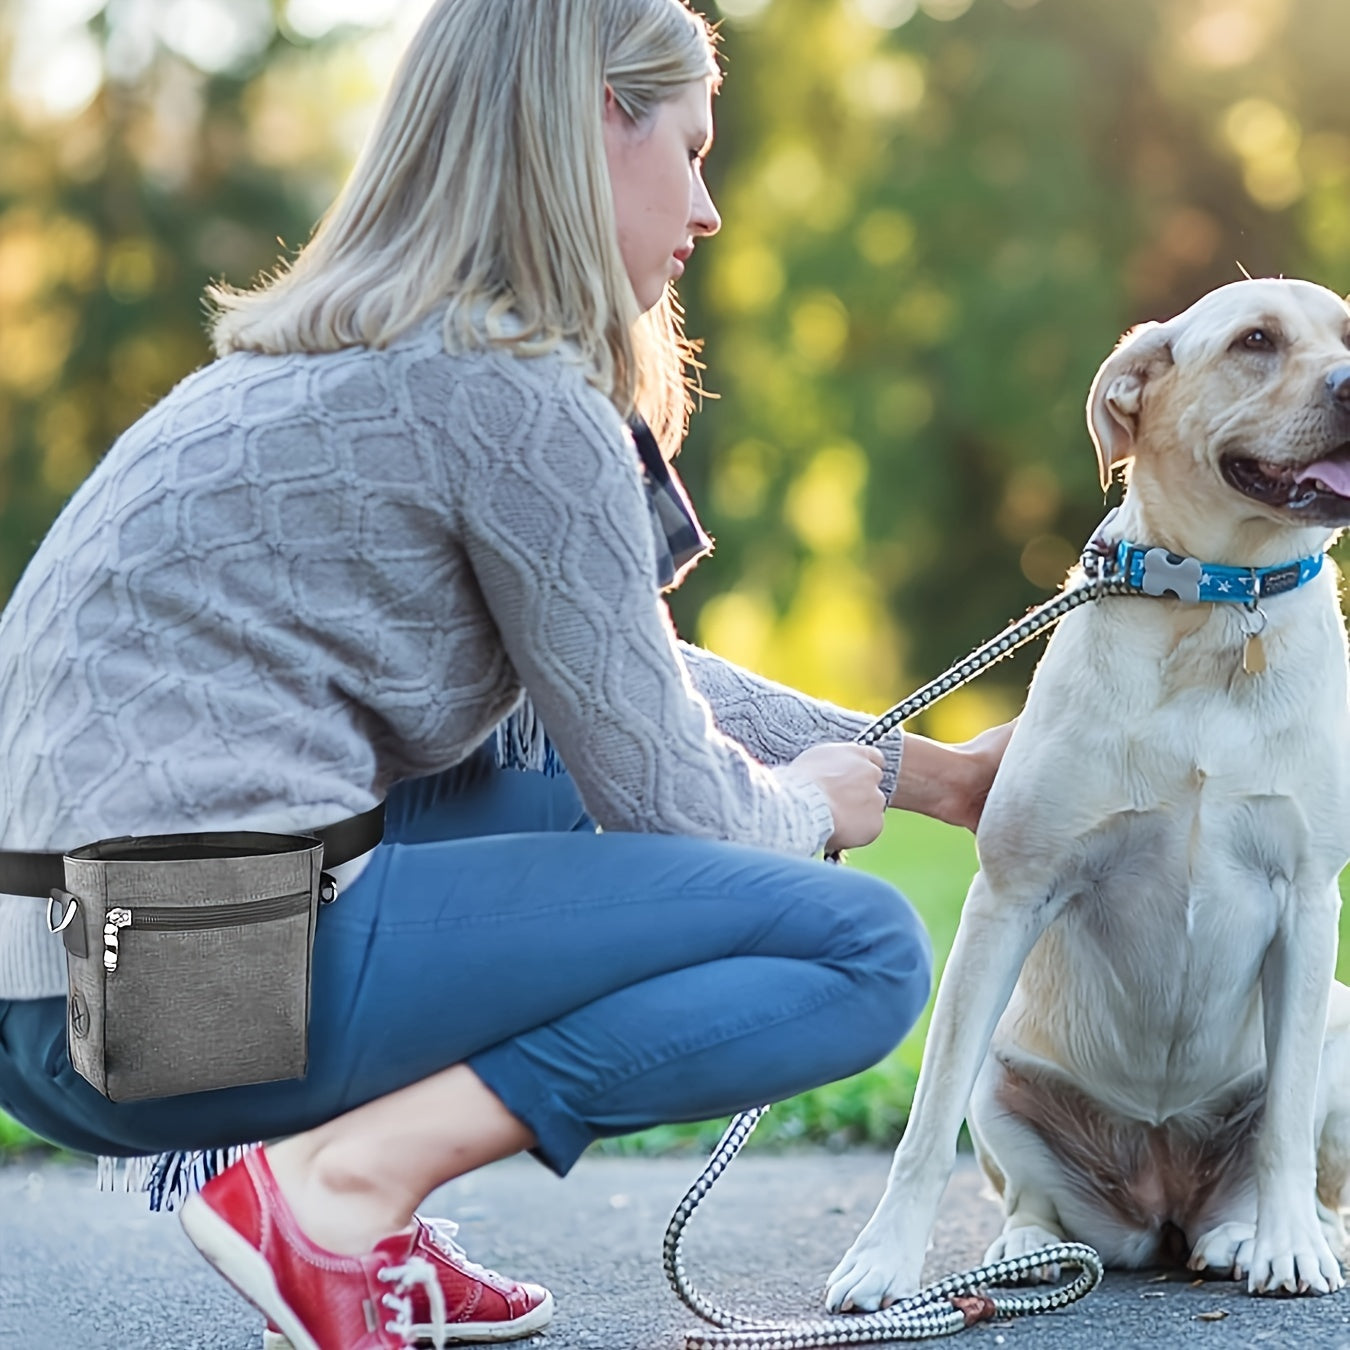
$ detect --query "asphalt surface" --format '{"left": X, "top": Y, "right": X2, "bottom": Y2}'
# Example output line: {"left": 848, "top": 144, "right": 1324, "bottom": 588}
{"left": 6, "top": 1148, "right": 1350, "bottom": 1350}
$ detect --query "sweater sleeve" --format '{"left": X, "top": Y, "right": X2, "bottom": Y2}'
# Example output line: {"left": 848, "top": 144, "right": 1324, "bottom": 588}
{"left": 452, "top": 355, "right": 835, "bottom": 856}
{"left": 677, "top": 643, "right": 904, "bottom": 799}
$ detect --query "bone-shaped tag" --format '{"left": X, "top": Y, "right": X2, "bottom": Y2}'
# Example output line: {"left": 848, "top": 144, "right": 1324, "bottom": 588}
{"left": 1140, "top": 548, "right": 1202, "bottom": 602}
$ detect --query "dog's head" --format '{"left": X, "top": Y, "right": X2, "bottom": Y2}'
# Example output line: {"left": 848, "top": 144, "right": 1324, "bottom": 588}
{"left": 1088, "top": 278, "right": 1350, "bottom": 554}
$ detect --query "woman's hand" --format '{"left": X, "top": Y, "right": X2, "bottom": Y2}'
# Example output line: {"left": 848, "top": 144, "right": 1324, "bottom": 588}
{"left": 888, "top": 720, "right": 1016, "bottom": 833}
{"left": 782, "top": 743, "right": 887, "bottom": 852}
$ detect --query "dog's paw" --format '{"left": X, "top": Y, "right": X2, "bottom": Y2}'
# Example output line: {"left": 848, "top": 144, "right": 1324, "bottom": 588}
{"left": 1188, "top": 1221, "right": 1256, "bottom": 1279}
{"left": 1246, "top": 1218, "right": 1345, "bottom": 1296}
{"left": 983, "top": 1223, "right": 1065, "bottom": 1283}
{"left": 824, "top": 1226, "right": 924, "bottom": 1313}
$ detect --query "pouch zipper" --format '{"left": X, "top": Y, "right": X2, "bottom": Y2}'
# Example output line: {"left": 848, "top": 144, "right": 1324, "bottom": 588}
{"left": 102, "top": 890, "right": 310, "bottom": 974}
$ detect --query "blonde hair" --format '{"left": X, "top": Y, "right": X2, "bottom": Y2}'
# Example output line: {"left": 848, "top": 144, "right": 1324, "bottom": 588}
{"left": 208, "top": 0, "right": 719, "bottom": 455}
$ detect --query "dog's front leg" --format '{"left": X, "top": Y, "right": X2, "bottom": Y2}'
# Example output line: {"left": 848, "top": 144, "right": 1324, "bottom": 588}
{"left": 825, "top": 871, "right": 1062, "bottom": 1312}
{"left": 1249, "top": 880, "right": 1345, "bottom": 1296}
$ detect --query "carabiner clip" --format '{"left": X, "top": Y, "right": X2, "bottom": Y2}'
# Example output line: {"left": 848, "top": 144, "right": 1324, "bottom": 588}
{"left": 47, "top": 888, "right": 79, "bottom": 934}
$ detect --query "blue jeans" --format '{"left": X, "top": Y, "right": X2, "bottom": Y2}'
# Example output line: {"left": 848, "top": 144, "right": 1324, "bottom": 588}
{"left": 0, "top": 744, "right": 932, "bottom": 1175}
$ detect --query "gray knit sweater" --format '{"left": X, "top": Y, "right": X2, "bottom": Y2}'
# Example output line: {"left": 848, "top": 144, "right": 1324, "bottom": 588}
{"left": 0, "top": 314, "right": 901, "bottom": 999}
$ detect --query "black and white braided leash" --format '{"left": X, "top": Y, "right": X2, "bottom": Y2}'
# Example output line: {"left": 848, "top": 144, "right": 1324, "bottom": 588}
{"left": 665, "top": 1111, "right": 1103, "bottom": 1348}
{"left": 829, "top": 567, "right": 1135, "bottom": 752}
{"left": 665, "top": 559, "right": 1144, "bottom": 1347}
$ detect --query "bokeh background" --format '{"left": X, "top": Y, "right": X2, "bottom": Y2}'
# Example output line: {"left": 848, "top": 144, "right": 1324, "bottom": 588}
{"left": 2, "top": 0, "right": 1350, "bottom": 1154}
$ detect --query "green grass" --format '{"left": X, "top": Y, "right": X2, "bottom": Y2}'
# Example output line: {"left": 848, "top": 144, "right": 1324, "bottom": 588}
{"left": 0, "top": 1107, "right": 46, "bottom": 1155}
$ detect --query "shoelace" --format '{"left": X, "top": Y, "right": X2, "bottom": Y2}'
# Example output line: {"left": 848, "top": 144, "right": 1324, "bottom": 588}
{"left": 419, "top": 1216, "right": 514, "bottom": 1292}
{"left": 377, "top": 1253, "right": 448, "bottom": 1348}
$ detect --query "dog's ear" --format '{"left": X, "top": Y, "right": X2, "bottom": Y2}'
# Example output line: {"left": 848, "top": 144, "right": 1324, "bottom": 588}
{"left": 1086, "top": 322, "right": 1175, "bottom": 491}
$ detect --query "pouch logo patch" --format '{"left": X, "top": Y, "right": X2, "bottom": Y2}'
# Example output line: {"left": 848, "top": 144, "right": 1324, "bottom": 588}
{"left": 69, "top": 990, "right": 90, "bottom": 1039}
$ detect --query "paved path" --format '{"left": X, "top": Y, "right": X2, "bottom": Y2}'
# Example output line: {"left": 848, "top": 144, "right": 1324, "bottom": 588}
{"left": 6, "top": 1148, "right": 1350, "bottom": 1349}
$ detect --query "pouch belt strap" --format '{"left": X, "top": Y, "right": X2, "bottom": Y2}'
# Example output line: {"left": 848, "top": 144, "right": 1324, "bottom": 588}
{"left": 0, "top": 802, "right": 386, "bottom": 899}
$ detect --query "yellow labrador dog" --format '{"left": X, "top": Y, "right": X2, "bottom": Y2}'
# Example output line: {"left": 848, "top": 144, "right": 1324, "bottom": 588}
{"left": 828, "top": 277, "right": 1350, "bottom": 1307}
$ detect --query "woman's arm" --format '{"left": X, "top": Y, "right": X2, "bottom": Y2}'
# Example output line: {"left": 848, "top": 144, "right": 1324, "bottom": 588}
{"left": 452, "top": 353, "right": 838, "bottom": 856}
{"left": 888, "top": 722, "right": 1014, "bottom": 832}
{"left": 676, "top": 642, "right": 905, "bottom": 798}
{"left": 679, "top": 643, "right": 1013, "bottom": 833}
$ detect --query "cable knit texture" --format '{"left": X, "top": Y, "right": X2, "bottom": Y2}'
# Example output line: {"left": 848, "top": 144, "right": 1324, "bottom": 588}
{"left": 679, "top": 643, "right": 901, "bottom": 790}
{"left": 0, "top": 313, "right": 900, "bottom": 999}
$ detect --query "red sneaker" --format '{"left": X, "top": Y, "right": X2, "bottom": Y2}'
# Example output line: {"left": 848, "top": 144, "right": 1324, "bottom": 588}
{"left": 180, "top": 1147, "right": 553, "bottom": 1348}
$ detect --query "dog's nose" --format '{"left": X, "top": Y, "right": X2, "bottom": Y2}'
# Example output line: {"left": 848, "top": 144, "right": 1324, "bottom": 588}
{"left": 1327, "top": 366, "right": 1350, "bottom": 405}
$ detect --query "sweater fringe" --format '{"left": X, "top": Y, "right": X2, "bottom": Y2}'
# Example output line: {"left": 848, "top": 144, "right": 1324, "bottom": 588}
{"left": 96, "top": 1144, "right": 256, "bottom": 1211}
{"left": 493, "top": 698, "right": 565, "bottom": 777}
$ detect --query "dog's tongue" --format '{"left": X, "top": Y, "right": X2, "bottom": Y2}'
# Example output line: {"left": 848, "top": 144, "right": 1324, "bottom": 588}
{"left": 1294, "top": 457, "right": 1350, "bottom": 497}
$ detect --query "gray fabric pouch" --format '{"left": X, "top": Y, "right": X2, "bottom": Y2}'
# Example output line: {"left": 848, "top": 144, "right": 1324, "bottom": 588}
{"left": 48, "top": 831, "right": 325, "bottom": 1102}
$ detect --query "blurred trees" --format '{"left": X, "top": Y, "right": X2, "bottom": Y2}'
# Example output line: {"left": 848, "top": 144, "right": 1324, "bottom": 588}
{"left": 0, "top": 0, "right": 395, "bottom": 605}
{"left": 2, "top": 0, "right": 1349, "bottom": 735}
{"left": 671, "top": 0, "right": 1350, "bottom": 733}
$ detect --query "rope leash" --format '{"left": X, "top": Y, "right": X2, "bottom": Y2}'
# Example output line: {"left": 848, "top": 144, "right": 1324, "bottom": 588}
{"left": 664, "top": 568, "right": 1140, "bottom": 1346}
{"left": 831, "top": 570, "right": 1135, "bottom": 750}
{"left": 666, "top": 1111, "right": 1103, "bottom": 1348}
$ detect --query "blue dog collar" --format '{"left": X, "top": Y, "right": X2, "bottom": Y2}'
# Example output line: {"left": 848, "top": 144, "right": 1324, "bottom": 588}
{"left": 1113, "top": 540, "right": 1324, "bottom": 604}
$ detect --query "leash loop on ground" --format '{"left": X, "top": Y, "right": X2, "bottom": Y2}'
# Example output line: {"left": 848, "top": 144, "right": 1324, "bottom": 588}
{"left": 667, "top": 569, "right": 1144, "bottom": 1345}
{"left": 665, "top": 1110, "right": 1103, "bottom": 1347}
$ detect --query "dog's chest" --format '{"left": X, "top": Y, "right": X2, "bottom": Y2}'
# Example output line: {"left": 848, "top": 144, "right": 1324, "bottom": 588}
{"left": 1026, "top": 594, "right": 1350, "bottom": 830}
{"left": 1011, "top": 794, "right": 1302, "bottom": 1111}
{"left": 1060, "top": 798, "right": 1282, "bottom": 957}
{"left": 1002, "top": 602, "right": 1350, "bottom": 1098}
{"left": 1039, "top": 709, "right": 1326, "bottom": 986}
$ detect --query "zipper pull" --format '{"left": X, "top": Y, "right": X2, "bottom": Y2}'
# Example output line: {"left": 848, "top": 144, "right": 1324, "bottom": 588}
{"left": 104, "top": 908, "right": 131, "bottom": 974}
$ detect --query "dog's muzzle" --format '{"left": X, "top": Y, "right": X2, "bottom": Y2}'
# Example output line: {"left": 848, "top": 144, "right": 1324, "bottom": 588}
{"left": 1221, "top": 443, "right": 1350, "bottom": 524}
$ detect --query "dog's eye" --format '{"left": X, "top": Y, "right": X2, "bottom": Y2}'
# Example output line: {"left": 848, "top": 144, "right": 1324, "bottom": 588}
{"left": 1240, "top": 329, "right": 1276, "bottom": 351}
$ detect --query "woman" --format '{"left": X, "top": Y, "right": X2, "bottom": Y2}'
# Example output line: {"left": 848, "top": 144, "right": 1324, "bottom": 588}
{"left": 0, "top": 1, "right": 1008, "bottom": 1346}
